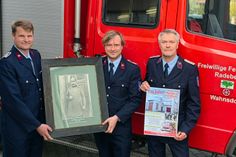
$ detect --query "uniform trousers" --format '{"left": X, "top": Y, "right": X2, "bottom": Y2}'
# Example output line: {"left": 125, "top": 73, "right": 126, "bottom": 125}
{"left": 2, "top": 130, "right": 43, "bottom": 157}
{"left": 94, "top": 132, "right": 131, "bottom": 157}
{"left": 147, "top": 135, "right": 189, "bottom": 157}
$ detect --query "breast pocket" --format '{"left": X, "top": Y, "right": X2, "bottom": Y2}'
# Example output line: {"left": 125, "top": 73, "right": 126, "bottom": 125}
{"left": 18, "top": 77, "right": 37, "bottom": 97}
{"left": 111, "top": 81, "right": 129, "bottom": 98}
{"left": 171, "top": 83, "right": 187, "bottom": 95}
{"left": 120, "top": 82, "right": 129, "bottom": 95}
{"left": 147, "top": 78, "right": 162, "bottom": 88}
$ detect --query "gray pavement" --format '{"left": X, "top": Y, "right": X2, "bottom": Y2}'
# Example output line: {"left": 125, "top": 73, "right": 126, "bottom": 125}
{"left": 0, "top": 135, "right": 228, "bottom": 157}
{"left": 132, "top": 144, "right": 227, "bottom": 157}
{"left": 42, "top": 139, "right": 227, "bottom": 157}
{"left": 0, "top": 148, "right": 227, "bottom": 157}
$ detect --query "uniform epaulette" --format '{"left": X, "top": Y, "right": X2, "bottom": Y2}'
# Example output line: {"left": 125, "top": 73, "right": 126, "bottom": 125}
{"left": 184, "top": 59, "right": 195, "bottom": 65}
{"left": 127, "top": 59, "right": 137, "bottom": 65}
{"left": 150, "top": 55, "right": 160, "bottom": 58}
{"left": 2, "top": 52, "right": 11, "bottom": 58}
{"left": 101, "top": 55, "right": 107, "bottom": 59}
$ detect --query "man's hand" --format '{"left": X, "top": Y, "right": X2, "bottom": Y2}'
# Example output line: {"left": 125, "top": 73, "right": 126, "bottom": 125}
{"left": 36, "top": 124, "right": 53, "bottom": 141}
{"left": 174, "top": 131, "right": 187, "bottom": 141}
{"left": 102, "top": 115, "right": 119, "bottom": 133}
{"left": 140, "top": 81, "right": 150, "bottom": 92}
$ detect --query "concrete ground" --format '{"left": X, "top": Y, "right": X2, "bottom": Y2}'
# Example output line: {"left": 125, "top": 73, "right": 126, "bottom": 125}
{"left": 0, "top": 135, "right": 228, "bottom": 157}
{"left": 41, "top": 135, "right": 228, "bottom": 157}
{"left": 0, "top": 148, "right": 227, "bottom": 157}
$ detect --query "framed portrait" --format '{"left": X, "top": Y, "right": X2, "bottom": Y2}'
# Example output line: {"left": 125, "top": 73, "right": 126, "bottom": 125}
{"left": 42, "top": 57, "right": 108, "bottom": 138}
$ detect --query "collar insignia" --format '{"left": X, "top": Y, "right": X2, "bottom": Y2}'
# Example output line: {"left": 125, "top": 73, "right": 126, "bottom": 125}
{"left": 177, "top": 61, "right": 183, "bottom": 69}
{"left": 157, "top": 57, "right": 162, "bottom": 63}
{"left": 16, "top": 52, "right": 23, "bottom": 61}
{"left": 103, "top": 59, "right": 107, "bottom": 65}
{"left": 120, "top": 62, "right": 125, "bottom": 70}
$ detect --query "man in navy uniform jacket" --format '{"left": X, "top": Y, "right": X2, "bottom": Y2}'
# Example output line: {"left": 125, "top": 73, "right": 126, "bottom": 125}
{"left": 0, "top": 20, "right": 52, "bottom": 157}
{"left": 94, "top": 30, "right": 142, "bottom": 157}
{"left": 140, "top": 29, "right": 200, "bottom": 157}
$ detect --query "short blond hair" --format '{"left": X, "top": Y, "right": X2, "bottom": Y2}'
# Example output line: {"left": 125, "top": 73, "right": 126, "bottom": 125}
{"left": 102, "top": 30, "right": 125, "bottom": 46}
{"left": 11, "top": 19, "right": 34, "bottom": 35}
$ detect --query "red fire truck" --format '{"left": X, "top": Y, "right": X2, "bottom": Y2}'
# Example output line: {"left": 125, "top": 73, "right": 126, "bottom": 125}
{"left": 1, "top": 0, "right": 236, "bottom": 156}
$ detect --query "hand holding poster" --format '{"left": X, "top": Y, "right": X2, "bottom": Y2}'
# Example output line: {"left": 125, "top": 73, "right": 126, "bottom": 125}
{"left": 144, "top": 87, "right": 180, "bottom": 137}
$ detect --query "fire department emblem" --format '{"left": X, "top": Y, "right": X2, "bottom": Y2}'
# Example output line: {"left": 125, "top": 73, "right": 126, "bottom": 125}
{"left": 220, "top": 80, "right": 234, "bottom": 96}
{"left": 222, "top": 88, "right": 230, "bottom": 96}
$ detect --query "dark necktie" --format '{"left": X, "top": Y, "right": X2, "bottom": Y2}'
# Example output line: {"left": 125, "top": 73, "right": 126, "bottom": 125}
{"left": 164, "top": 63, "right": 169, "bottom": 78}
{"left": 109, "top": 62, "right": 114, "bottom": 80}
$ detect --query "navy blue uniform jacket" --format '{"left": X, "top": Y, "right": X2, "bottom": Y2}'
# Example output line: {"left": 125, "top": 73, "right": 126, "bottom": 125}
{"left": 102, "top": 56, "right": 142, "bottom": 135}
{"left": 0, "top": 46, "right": 44, "bottom": 140}
{"left": 145, "top": 56, "right": 200, "bottom": 134}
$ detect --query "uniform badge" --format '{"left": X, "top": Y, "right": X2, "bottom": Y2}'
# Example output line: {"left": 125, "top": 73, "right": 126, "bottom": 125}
{"left": 120, "top": 62, "right": 125, "bottom": 70}
{"left": 157, "top": 57, "right": 162, "bottom": 63}
{"left": 16, "top": 52, "right": 23, "bottom": 61}
{"left": 177, "top": 61, "right": 182, "bottom": 69}
{"left": 103, "top": 59, "right": 107, "bottom": 65}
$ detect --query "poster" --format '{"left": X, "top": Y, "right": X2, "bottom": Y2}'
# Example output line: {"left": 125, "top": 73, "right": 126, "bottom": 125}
{"left": 144, "top": 87, "right": 180, "bottom": 137}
